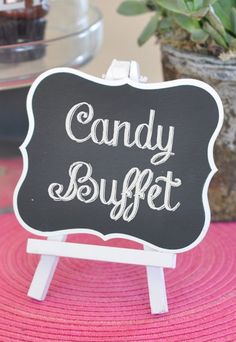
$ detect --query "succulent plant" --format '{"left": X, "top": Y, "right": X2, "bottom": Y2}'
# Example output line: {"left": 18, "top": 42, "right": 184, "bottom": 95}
{"left": 117, "top": 0, "right": 236, "bottom": 58}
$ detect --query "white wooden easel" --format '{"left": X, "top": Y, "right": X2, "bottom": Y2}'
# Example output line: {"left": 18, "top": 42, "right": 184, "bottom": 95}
{"left": 27, "top": 60, "right": 176, "bottom": 314}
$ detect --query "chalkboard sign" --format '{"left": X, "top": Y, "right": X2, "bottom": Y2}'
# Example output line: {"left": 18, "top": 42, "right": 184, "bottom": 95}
{"left": 13, "top": 68, "right": 223, "bottom": 253}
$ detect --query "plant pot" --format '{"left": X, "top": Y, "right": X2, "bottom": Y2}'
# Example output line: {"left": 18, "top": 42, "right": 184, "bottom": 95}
{"left": 161, "top": 44, "right": 236, "bottom": 221}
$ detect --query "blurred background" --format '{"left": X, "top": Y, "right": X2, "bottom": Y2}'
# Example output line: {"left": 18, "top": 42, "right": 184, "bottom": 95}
{"left": 82, "top": 0, "right": 163, "bottom": 81}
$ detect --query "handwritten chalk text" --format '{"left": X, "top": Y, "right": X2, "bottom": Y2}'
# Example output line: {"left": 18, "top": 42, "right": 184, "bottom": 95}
{"left": 48, "top": 161, "right": 181, "bottom": 222}
{"left": 66, "top": 102, "right": 175, "bottom": 166}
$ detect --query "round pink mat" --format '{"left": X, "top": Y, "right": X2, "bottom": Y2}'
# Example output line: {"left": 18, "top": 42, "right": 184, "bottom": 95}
{"left": 0, "top": 214, "right": 235, "bottom": 341}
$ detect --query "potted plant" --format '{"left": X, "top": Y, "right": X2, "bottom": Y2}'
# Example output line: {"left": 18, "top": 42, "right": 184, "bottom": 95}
{"left": 118, "top": 0, "right": 236, "bottom": 221}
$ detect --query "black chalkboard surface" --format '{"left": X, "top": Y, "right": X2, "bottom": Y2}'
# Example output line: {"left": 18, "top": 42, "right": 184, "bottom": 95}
{"left": 13, "top": 68, "right": 223, "bottom": 253}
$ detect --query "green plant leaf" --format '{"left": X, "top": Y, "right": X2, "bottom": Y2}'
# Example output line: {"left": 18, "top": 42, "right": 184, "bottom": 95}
{"left": 154, "top": 0, "right": 210, "bottom": 18}
{"left": 229, "top": 38, "right": 236, "bottom": 49}
{"left": 203, "top": 21, "right": 228, "bottom": 48}
{"left": 138, "top": 12, "right": 161, "bottom": 45}
{"left": 154, "top": 0, "right": 189, "bottom": 15}
{"left": 193, "top": 0, "right": 204, "bottom": 8}
{"left": 191, "top": 8, "right": 209, "bottom": 18}
{"left": 203, "top": 0, "right": 218, "bottom": 5}
{"left": 186, "top": 0, "right": 216, "bottom": 11}
{"left": 224, "top": 32, "right": 236, "bottom": 49}
{"left": 206, "top": 5, "right": 227, "bottom": 39}
{"left": 231, "top": 7, "right": 236, "bottom": 36}
{"left": 191, "top": 29, "right": 209, "bottom": 42}
{"left": 192, "top": 0, "right": 218, "bottom": 9}
{"left": 185, "top": 1, "right": 195, "bottom": 12}
{"left": 175, "top": 13, "right": 209, "bottom": 42}
{"left": 174, "top": 14, "right": 201, "bottom": 33}
{"left": 159, "top": 17, "right": 173, "bottom": 32}
{"left": 117, "top": 1, "right": 150, "bottom": 15}
{"left": 117, "top": 0, "right": 218, "bottom": 18}
{"left": 213, "top": 0, "right": 236, "bottom": 32}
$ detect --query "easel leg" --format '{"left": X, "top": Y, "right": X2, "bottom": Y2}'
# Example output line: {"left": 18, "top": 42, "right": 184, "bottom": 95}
{"left": 144, "top": 246, "right": 169, "bottom": 314}
{"left": 129, "top": 61, "right": 169, "bottom": 314}
{"left": 27, "top": 235, "right": 66, "bottom": 300}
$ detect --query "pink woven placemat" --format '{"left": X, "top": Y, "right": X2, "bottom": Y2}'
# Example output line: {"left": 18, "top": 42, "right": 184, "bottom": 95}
{"left": 0, "top": 214, "right": 235, "bottom": 342}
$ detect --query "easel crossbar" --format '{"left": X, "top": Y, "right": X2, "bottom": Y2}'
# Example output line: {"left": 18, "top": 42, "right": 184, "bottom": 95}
{"left": 27, "top": 239, "right": 176, "bottom": 268}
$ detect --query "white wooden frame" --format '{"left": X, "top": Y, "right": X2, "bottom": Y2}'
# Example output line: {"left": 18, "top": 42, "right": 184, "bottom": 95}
{"left": 26, "top": 60, "right": 177, "bottom": 314}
